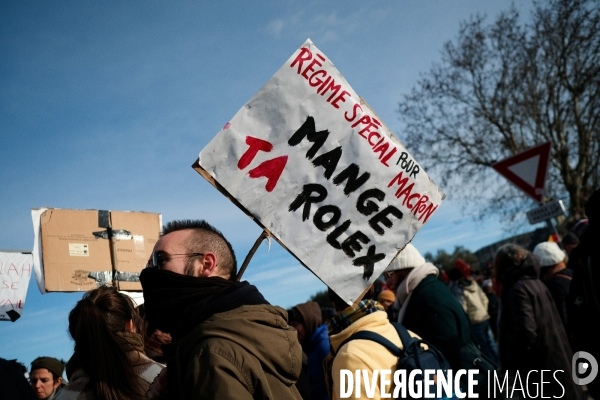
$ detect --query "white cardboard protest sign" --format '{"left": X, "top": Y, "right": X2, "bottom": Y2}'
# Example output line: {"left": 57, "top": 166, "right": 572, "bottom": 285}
{"left": 0, "top": 251, "right": 33, "bottom": 322}
{"left": 197, "top": 39, "right": 445, "bottom": 304}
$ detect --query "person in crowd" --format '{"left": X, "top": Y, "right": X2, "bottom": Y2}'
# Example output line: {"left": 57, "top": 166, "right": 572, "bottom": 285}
{"left": 288, "top": 301, "right": 330, "bottom": 400}
{"left": 29, "top": 357, "right": 65, "bottom": 400}
{"left": 448, "top": 260, "right": 498, "bottom": 364}
{"left": 143, "top": 328, "right": 171, "bottom": 364}
{"left": 481, "top": 279, "right": 498, "bottom": 338}
{"left": 572, "top": 218, "right": 589, "bottom": 238}
{"left": 493, "top": 243, "right": 584, "bottom": 399}
{"left": 384, "top": 243, "right": 495, "bottom": 397}
{"left": 438, "top": 268, "right": 449, "bottom": 284}
{"left": 1, "top": 358, "right": 37, "bottom": 400}
{"left": 324, "top": 288, "right": 422, "bottom": 400}
{"left": 376, "top": 289, "right": 395, "bottom": 313}
{"left": 140, "top": 219, "right": 302, "bottom": 400}
{"left": 567, "top": 189, "right": 600, "bottom": 399}
{"left": 321, "top": 307, "right": 336, "bottom": 326}
{"left": 137, "top": 304, "right": 172, "bottom": 364}
{"left": 533, "top": 241, "right": 572, "bottom": 326}
{"left": 56, "top": 286, "right": 164, "bottom": 400}
{"left": 561, "top": 232, "right": 579, "bottom": 255}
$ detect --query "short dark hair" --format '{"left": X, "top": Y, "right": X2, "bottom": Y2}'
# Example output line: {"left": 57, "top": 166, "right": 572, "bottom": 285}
{"left": 162, "top": 220, "right": 238, "bottom": 279}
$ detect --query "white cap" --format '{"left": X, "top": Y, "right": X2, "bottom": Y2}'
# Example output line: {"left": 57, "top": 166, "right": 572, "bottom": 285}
{"left": 533, "top": 242, "right": 566, "bottom": 267}
{"left": 386, "top": 243, "right": 425, "bottom": 271}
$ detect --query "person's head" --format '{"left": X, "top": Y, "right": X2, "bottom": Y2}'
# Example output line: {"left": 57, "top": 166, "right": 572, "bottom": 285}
{"left": 493, "top": 243, "right": 531, "bottom": 285}
{"left": 321, "top": 307, "right": 336, "bottom": 326}
{"left": 533, "top": 241, "right": 567, "bottom": 278}
{"left": 533, "top": 242, "right": 566, "bottom": 267}
{"left": 148, "top": 220, "right": 237, "bottom": 280}
{"left": 288, "top": 301, "right": 322, "bottom": 344}
{"left": 68, "top": 286, "right": 142, "bottom": 400}
{"left": 328, "top": 288, "right": 351, "bottom": 313}
{"left": 573, "top": 219, "right": 589, "bottom": 238}
{"left": 454, "top": 259, "right": 472, "bottom": 278}
{"left": 29, "top": 357, "right": 63, "bottom": 399}
{"left": 383, "top": 243, "right": 425, "bottom": 291}
{"left": 377, "top": 290, "right": 395, "bottom": 311}
{"left": 561, "top": 232, "right": 579, "bottom": 254}
{"left": 447, "top": 267, "right": 464, "bottom": 282}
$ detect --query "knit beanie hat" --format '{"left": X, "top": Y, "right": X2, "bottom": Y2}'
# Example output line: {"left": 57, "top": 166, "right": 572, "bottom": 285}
{"left": 533, "top": 242, "right": 566, "bottom": 267}
{"left": 386, "top": 243, "right": 425, "bottom": 271}
{"left": 31, "top": 357, "right": 64, "bottom": 378}
{"left": 377, "top": 290, "right": 395, "bottom": 303}
{"left": 454, "top": 259, "right": 472, "bottom": 277}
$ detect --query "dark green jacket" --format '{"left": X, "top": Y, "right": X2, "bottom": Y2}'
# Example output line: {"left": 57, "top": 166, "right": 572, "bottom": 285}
{"left": 172, "top": 304, "right": 303, "bottom": 400}
{"left": 402, "top": 274, "right": 473, "bottom": 370}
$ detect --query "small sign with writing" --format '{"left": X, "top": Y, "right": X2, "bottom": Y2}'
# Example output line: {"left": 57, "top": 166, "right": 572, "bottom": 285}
{"left": 0, "top": 252, "right": 33, "bottom": 322}
{"left": 526, "top": 200, "right": 565, "bottom": 225}
{"left": 197, "top": 39, "right": 445, "bottom": 304}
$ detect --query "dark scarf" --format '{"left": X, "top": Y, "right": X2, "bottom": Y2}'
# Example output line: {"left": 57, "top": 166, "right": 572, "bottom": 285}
{"left": 140, "top": 268, "right": 269, "bottom": 400}
{"left": 140, "top": 268, "right": 238, "bottom": 338}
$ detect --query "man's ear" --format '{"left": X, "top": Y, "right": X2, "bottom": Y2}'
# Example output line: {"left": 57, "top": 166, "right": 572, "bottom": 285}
{"left": 54, "top": 376, "right": 63, "bottom": 389}
{"left": 198, "top": 252, "right": 218, "bottom": 277}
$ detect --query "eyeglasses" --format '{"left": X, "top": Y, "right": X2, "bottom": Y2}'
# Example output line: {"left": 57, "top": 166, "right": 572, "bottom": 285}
{"left": 146, "top": 251, "right": 204, "bottom": 269}
{"left": 383, "top": 271, "right": 396, "bottom": 279}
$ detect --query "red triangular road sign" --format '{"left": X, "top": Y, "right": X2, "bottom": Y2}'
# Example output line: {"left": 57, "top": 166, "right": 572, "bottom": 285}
{"left": 492, "top": 142, "right": 552, "bottom": 203}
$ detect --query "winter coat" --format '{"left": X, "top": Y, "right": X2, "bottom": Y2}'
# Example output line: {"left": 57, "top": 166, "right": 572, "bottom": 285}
{"left": 567, "top": 223, "right": 600, "bottom": 399}
{"left": 306, "top": 324, "right": 330, "bottom": 400}
{"left": 461, "top": 279, "right": 490, "bottom": 324}
{"left": 402, "top": 274, "right": 473, "bottom": 371}
{"left": 329, "top": 310, "right": 420, "bottom": 400}
{"left": 544, "top": 266, "right": 573, "bottom": 327}
{"left": 498, "top": 258, "right": 584, "bottom": 399}
{"left": 172, "top": 304, "right": 303, "bottom": 400}
{"left": 55, "top": 351, "right": 163, "bottom": 400}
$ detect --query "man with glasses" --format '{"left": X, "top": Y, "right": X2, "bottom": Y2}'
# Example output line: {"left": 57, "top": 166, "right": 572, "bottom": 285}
{"left": 140, "top": 219, "right": 303, "bottom": 400}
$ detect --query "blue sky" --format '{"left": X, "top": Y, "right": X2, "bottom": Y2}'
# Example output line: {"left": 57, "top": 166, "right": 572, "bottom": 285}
{"left": 0, "top": 0, "right": 537, "bottom": 371}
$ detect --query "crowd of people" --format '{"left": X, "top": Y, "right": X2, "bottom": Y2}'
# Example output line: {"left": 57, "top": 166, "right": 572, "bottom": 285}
{"left": 1, "top": 189, "right": 598, "bottom": 399}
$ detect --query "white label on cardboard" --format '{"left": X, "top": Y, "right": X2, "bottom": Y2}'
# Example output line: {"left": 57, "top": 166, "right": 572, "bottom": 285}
{"left": 69, "top": 243, "right": 89, "bottom": 257}
{"left": 198, "top": 39, "right": 445, "bottom": 304}
{"left": 0, "top": 252, "right": 33, "bottom": 321}
{"left": 133, "top": 235, "right": 145, "bottom": 259}
{"left": 133, "top": 235, "right": 144, "bottom": 250}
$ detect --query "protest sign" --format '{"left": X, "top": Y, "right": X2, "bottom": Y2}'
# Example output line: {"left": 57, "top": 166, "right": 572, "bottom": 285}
{"left": 0, "top": 251, "right": 33, "bottom": 322}
{"left": 32, "top": 208, "right": 161, "bottom": 293}
{"left": 196, "top": 39, "right": 445, "bottom": 304}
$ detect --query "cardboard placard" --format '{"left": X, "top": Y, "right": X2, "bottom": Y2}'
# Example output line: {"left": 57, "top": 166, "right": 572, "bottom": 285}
{"left": 196, "top": 39, "right": 445, "bottom": 304}
{"left": 33, "top": 208, "right": 161, "bottom": 292}
{"left": 0, "top": 252, "right": 33, "bottom": 322}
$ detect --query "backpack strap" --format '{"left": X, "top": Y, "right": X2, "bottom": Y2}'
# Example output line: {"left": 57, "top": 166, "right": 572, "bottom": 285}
{"left": 338, "top": 330, "right": 404, "bottom": 358}
{"left": 389, "top": 322, "right": 415, "bottom": 349}
{"left": 554, "top": 273, "right": 572, "bottom": 281}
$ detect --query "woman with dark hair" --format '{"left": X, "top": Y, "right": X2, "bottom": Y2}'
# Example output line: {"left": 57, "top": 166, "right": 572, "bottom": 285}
{"left": 493, "top": 244, "right": 583, "bottom": 399}
{"left": 56, "top": 286, "right": 163, "bottom": 400}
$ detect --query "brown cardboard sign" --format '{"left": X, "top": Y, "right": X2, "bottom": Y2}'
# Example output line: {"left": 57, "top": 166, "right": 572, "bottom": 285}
{"left": 36, "top": 208, "right": 161, "bottom": 292}
{"left": 111, "top": 211, "right": 161, "bottom": 291}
